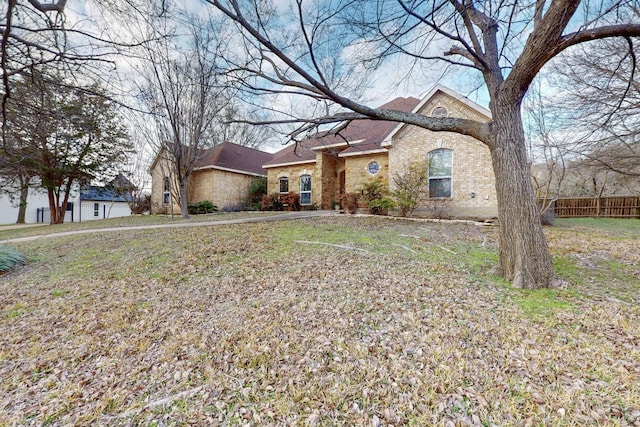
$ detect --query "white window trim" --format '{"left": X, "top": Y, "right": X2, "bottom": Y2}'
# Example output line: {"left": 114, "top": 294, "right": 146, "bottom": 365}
{"left": 163, "top": 177, "right": 171, "bottom": 205}
{"left": 278, "top": 176, "right": 289, "bottom": 194}
{"left": 431, "top": 106, "right": 449, "bottom": 118}
{"left": 428, "top": 149, "right": 453, "bottom": 199}
{"left": 299, "top": 174, "right": 312, "bottom": 205}
{"left": 367, "top": 161, "right": 380, "bottom": 175}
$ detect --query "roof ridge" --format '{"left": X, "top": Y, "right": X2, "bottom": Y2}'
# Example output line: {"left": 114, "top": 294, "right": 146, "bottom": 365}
{"left": 210, "top": 142, "right": 226, "bottom": 166}
{"left": 221, "top": 140, "right": 272, "bottom": 154}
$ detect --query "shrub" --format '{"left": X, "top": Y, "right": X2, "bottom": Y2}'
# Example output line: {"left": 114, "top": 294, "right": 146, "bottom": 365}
{"left": 130, "top": 194, "right": 151, "bottom": 214}
{"left": 244, "top": 176, "right": 268, "bottom": 211}
{"left": 423, "top": 199, "right": 452, "bottom": 219}
{"left": 221, "top": 203, "right": 244, "bottom": 213}
{"left": 0, "top": 245, "right": 25, "bottom": 273}
{"left": 281, "top": 192, "right": 301, "bottom": 211}
{"left": 339, "top": 192, "right": 360, "bottom": 214}
{"left": 152, "top": 202, "right": 168, "bottom": 215}
{"left": 392, "top": 161, "right": 429, "bottom": 217}
{"left": 359, "top": 177, "right": 394, "bottom": 215}
{"left": 187, "top": 200, "right": 218, "bottom": 214}
{"left": 540, "top": 208, "right": 556, "bottom": 226}
{"left": 369, "top": 197, "right": 396, "bottom": 214}
{"left": 261, "top": 193, "right": 283, "bottom": 211}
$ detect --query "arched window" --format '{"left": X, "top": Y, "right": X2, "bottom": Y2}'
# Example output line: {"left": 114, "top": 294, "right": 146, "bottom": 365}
{"left": 431, "top": 106, "right": 448, "bottom": 118}
{"left": 428, "top": 149, "right": 452, "bottom": 198}
{"left": 300, "top": 175, "right": 312, "bottom": 205}
{"left": 278, "top": 177, "right": 289, "bottom": 193}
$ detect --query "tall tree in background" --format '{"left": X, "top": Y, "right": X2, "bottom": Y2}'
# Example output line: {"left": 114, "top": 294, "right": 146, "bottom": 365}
{"left": 207, "top": 0, "right": 640, "bottom": 289}
{"left": 138, "top": 8, "right": 274, "bottom": 219}
{"left": 1, "top": 1, "right": 146, "bottom": 136}
{"left": 3, "top": 73, "right": 130, "bottom": 224}
{"left": 0, "top": 142, "right": 38, "bottom": 223}
{"left": 0, "top": 71, "right": 59, "bottom": 223}
{"left": 548, "top": 38, "right": 640, "bottom": 191}
{"left": 138, "top": 12, "right": 234, "bottom": 219}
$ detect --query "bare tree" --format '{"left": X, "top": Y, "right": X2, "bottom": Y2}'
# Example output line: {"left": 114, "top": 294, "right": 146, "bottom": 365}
{"left": 543, "top": 37, "right": 640, "bottom": 196}
{"left": 1, "top": 1, "right": 149, "bottom": 138}
{"left": 205, "top": 0, "right": 640, "bottom": 289}
{"left": 524, "top": 81, "right": 566, "bottom": 222}
{"left": 137, "top": 11, "right": 237, "bottom": 219}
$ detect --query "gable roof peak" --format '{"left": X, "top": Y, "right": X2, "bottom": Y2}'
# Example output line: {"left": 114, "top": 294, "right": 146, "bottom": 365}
{"left": 417, "top": 83, "right": 491, "bottom": 118}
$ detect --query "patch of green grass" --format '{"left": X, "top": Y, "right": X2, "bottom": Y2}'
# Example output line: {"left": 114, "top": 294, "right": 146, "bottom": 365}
{"left": 552, "top": 256, "right": 583, "bottom": 285}
{"left": 510, "top": 288, "right": 575, "bottom": 321}
{"left": 458, "top": 246, "right": 497, "bottom": 273}
{"left": 555, "top": 218, "right": 640, "bottom": 238}
{"left": 551, "top": 255, "right": 638, "bottom": 303}
{"left": 7, "top": 305, "right": 25, "bottom": 320}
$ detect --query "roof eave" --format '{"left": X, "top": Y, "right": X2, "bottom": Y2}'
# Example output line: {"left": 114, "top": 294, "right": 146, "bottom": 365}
{"left": 262, "top": 159, "right": 317, "bottom": 169}
{"left": 194, "top": 165, "right": 267, "bottom": 177}
{"left": 339, "top": 148, "right": 388, "bottom": 158}
{"left": 382, "top": 83, "right": 492, "bottom": 147}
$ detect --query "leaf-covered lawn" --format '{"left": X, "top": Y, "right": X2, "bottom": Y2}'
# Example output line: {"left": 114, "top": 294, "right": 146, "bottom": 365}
{"left": 1, "top": 217, "right": 639, "bottom": 426}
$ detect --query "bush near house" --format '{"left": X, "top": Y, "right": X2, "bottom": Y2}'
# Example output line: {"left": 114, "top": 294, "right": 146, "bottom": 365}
{"left": 424, "top": 198, "right": 452, "bottom": 219}
{"left": 187, "top": 200, "right": 218, "bottom": 214}
{"left": 261, "top": 193, "right": 283, "bottom": 211}
{"left": 392, "top": 161, "right": 429, "bottom": 217}
{"left": 244, "top": 177, "right": 268, "bottom": 211}
{"left": 280, "top": 192, "right": 301, "bottom": 211}
{"left": 339, "top": 192, "right": 360, "bottom": 214}
{"left": 0, "top": 245, "right": 25, "bottom": 273}
{"left": 130, "top": 194, "right": 151, "bottom": 215}
{"left": 360, "top": 177, "right": 395, "bottom": 215}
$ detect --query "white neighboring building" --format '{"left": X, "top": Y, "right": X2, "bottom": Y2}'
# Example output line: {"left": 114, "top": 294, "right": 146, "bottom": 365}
{"left": 0, "top": 187, "right": 72, "bottom": 224}
{"left": 77, "top": 186, "right": 132, "bottom": 222}
{"left": 0, "top": 183, "right": 132, "bottom": 225}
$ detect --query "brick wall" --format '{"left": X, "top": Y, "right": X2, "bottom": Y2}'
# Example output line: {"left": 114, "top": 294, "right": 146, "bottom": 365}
{"left": 389, "top": 91, "right": 498, "bottom": 218}
{"left": 149, "top": 156, "right": 181, "bottom": 214}
{"left": 317, "top": 153, "right": 344, "bottom": 209}
{"left": 344, "top": 153, "right": 390, "bottom": 193}
{"left": 190, "top": 169, "right": 257, "bottom": 210}
{"left": 151, "top": 153, "right": 260, "bottom": 213}
{"left": 266, "top": 162, "right": 320, "bottom": 207}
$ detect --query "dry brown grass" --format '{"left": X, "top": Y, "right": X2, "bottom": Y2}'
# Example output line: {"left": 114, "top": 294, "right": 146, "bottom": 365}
{"left": 1, "top": 217, "right": 638, "bottom": 426}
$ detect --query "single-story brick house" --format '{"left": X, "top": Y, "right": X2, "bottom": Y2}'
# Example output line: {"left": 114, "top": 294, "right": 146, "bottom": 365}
{"left": 263, "top": 84, "right": 498, "bottom": 218}
{"left": 150, "top": 142, "right": 273, "bottom": 213}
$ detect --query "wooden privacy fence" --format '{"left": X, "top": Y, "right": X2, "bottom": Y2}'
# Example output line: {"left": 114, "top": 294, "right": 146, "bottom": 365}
{"left": 539, "top": 196, "right": 640, "bottom": 218}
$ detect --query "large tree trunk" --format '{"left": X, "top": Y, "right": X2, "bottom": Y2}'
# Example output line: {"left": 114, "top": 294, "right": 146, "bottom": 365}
{"left": 179, "top": 180, "right": 190, "bottom": 219}
{"left": 16, "top": 181, "right": 29, "bottom": 224}
{"left": 47, "top": 188, "right": 60, "bottom": 225}
{"left": 490, "top": 100, "right": 556, "bottom": 289}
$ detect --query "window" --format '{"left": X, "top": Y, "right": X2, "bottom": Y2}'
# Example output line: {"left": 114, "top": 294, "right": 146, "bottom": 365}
{"left": 367, "top": 161, "right": 380, "bottom": 175}
{"left": 428, "top": 149, "right": 452, "bottom": 198}
{"left": 300, "top": 174, "right": 312, "bottom": 205}
{"left": 279, "top": 177, "right": 289, "bottom": 193}
{"left": 431, "top": 106, "right": 448, "bottom": 118}
{"left": 94, "top": 203, "right": 100, "bottom": 217}
{"left": 163, "top": 177, "right": 170, "bottom": 204}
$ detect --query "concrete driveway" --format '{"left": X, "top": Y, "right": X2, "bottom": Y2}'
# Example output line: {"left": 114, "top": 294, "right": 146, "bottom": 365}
{"left": 1, "top": 210, "right": 338, "bottom": 244}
